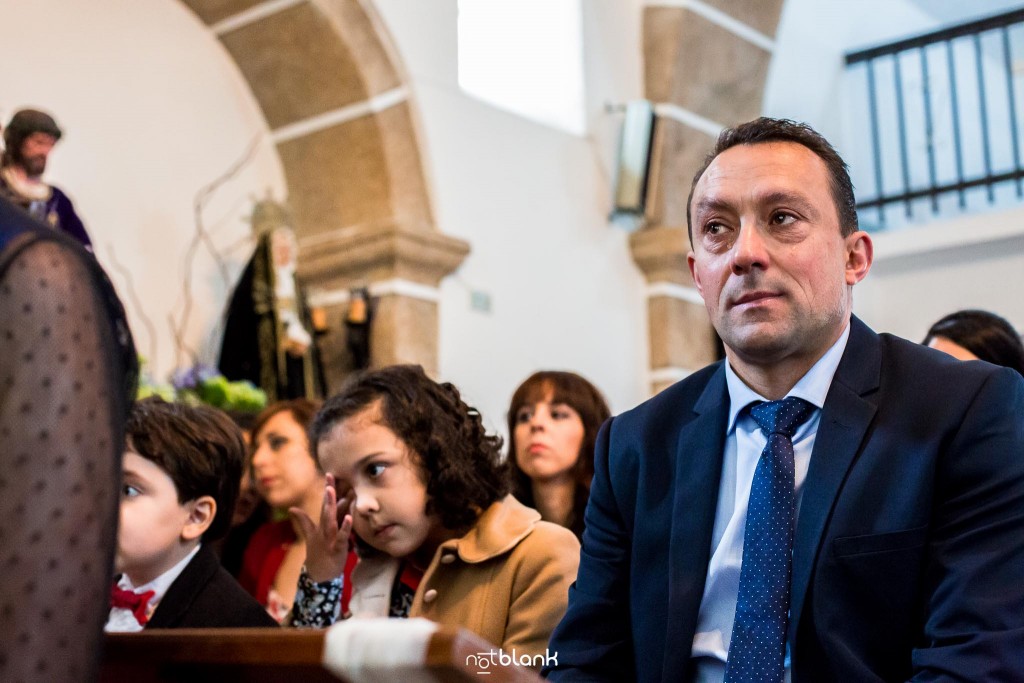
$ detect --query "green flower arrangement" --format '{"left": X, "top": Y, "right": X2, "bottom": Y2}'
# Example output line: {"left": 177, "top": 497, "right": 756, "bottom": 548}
{"left": 136, "top": 358, "right": 267, "bottom": 413}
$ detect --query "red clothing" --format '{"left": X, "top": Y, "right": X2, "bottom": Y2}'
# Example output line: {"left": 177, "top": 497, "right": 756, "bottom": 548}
{"left": 239, "top": 520, "right": 296, "bottom": 606}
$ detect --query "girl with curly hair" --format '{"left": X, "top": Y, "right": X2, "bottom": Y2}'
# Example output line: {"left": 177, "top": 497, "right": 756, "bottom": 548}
{"left": 289, "top": 365, "right": 579, "bottom": 657}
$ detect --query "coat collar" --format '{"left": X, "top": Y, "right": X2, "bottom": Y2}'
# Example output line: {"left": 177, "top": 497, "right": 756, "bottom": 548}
{"left": 448, "top": 495, "right": 541, "bottom": 564}
{"left": 347, "top": 495, "right": 543, "bottom": 618}
{"left": 663, "top": 365, "right": 730, "bottom": 679}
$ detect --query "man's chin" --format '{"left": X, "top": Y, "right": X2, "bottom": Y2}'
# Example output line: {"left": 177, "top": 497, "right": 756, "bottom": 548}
{"left": 23, "top": 159, "right": 46, "bottom": 177}
{"left": 721, "top": 325, "right": 795, "bottom": 363}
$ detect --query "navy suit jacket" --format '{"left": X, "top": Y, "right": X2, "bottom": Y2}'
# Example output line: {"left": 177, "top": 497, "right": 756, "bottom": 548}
{"left": 144, "top": 545, "right": 278, "bottom": 629}
{"left": 547, "top": 317, "right": 1024, "bottom": 682}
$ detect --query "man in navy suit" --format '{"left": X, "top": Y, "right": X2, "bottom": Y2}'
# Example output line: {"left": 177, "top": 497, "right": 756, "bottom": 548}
{"left": 546, "top": 118, "right": 1024, "bottom": 681}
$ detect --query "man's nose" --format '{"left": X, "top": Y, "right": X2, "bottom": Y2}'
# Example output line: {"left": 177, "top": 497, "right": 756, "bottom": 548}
{"left": 730, "top": 223, "right": 769, "bottom": 274}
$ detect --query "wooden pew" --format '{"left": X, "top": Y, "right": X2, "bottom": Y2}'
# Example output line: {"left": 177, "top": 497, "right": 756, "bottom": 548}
{"left": 101, "top": 625, "right": 544, "bottom": 682}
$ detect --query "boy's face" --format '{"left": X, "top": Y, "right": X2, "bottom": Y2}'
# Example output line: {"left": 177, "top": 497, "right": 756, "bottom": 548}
{"left": 116, "top": 451, "right": 196, "bottom": 586}
{"left": 318, "top": 407, "right": 441, "bottom": 562}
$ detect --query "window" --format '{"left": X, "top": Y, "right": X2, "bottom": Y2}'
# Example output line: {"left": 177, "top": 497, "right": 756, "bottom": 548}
{"left": 457, "top": 0, "right": 586, "bottom": 135}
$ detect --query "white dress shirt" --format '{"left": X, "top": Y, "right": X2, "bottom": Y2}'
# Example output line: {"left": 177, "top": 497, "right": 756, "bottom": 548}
{"left": 105, "top": 545, "right": 201, "bottom": 633}
{"left": 690, "top": 325, "right": 851, "bottom": 683}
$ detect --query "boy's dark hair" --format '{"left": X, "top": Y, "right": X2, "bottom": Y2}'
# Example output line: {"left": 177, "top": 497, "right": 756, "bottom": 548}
{"left": 310, "top": 365, "right": 509, "bottom": 531}
{"left": 923, "top": 309, "right": 1024, "bottom": 377}
{"left": 686, "top": 117, "right": 859, "bottom": 241}
{"left": 125, "top": 397, "right": 245, "bottom": 541}
{"left": 506, "top": 371, "right": 610, "bottom": 539}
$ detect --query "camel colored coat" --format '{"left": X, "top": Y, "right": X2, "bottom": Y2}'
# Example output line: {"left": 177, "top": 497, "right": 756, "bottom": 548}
{"left": 348, "top": 495, "right": 580, "bottom": 655}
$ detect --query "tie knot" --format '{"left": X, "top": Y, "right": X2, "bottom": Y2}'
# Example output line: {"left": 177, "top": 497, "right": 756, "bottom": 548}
{"left": 748, "top": 396, "right": 815, "bottom": 438}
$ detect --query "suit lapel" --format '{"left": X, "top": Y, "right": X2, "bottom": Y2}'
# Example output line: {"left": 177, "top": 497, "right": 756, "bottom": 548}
{"left": 145, "top": 546, "right": 216, "bottom": 628}
{"left": 662, "top": 366, "right": 729, "bottom": 679}
{"left": 788, "top": 317, "right": 880, "bottom": 644}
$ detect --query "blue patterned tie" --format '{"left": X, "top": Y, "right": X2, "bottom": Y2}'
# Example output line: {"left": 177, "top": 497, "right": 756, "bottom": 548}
{"left": 724, "top": 397, "right": 815, "bottom": 683}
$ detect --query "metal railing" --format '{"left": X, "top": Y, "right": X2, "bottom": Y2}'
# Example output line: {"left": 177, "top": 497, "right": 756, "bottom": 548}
{"left": 845, "top": 8, "right": 1024, "bottom": 228}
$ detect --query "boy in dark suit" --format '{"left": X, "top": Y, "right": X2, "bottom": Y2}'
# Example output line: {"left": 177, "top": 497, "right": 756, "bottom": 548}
{"left": 106, "top": 398, "right": 277, "bottom": 631}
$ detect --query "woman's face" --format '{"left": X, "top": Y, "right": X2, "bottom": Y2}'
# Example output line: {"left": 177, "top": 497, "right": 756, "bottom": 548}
{"left": 251, "top": 410, "right": 322, "bottom": 509}
{"left": 513, "top": 391, "right": 586, "bottom": 484}
{"left": 927, "top": 336, "right": 980, "bottom": 361}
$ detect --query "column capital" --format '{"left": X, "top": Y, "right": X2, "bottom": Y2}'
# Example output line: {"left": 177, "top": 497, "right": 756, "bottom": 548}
{"left": 629, "top": 224, "right": 693, "bottom": 285}
{"left": 297, "top": 222, "right": 470, "bottom": 291}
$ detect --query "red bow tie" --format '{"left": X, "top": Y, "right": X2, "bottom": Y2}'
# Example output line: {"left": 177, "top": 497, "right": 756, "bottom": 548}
{"left": 110, "top": 584, "right": 155, "bottom": 625}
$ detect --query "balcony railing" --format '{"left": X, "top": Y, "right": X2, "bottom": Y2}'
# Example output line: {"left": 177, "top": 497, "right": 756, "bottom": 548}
{"left": 845, "top": 8, "right": 1024, "bottom": 229}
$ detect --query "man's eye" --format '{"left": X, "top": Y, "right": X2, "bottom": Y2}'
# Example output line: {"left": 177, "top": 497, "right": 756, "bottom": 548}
{"left": 771, "top": 211, "right": 796, "bottom": 225}
{"left": 704, "top": 221, "right": 725, "bottom": 235}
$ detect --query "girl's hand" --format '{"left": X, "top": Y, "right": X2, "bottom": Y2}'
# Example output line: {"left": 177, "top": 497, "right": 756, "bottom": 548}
{"left": 290, "top": 473, "right": 354, "bottom": 583}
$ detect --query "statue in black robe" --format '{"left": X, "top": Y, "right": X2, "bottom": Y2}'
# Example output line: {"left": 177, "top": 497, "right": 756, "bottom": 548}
{"left": 218, "top": 201, "right": 325, "bottom": 402}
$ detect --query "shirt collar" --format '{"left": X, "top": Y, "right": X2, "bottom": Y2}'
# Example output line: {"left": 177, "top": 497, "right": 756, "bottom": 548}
{"left": 118, "top": 544, "right": 201, "bottom": 605}
{"left": 724, "top": 323, "right": 851, "bottom": 433}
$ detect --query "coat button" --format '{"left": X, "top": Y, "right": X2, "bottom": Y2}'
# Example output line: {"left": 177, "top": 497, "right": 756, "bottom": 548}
{"left": 440, "top": 553, "right": 456, "bottom": 565}
{"left": 423, "top": 589, "right": 438, "bottom": 604}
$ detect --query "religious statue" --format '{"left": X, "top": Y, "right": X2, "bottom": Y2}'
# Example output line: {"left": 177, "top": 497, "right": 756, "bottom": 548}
{"left": 218, "top": 198, "right": 326, "bottom": 402}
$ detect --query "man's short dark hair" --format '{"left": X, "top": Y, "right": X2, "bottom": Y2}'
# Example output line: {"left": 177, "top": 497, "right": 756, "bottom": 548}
{"left": 2, "top": 109, "right": 63, "bottom": 168}
{"left": 686, "top": 117, "right": 859, "bottom": 241}
{"left": 125, "top": 398, "right": 244, "bottom": 541}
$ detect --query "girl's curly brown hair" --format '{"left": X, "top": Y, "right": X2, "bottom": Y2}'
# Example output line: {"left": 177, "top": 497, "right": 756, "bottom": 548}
{"left": 309, "top": 365, "right": 509, "bottom": 531}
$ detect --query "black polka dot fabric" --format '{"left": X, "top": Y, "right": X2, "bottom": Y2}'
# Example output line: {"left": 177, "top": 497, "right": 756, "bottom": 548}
{"left": 725, "top": 397, "right": 814, "bottom": 683}
{"left": 0, "top": 231, "right": 135, "bottom": 683}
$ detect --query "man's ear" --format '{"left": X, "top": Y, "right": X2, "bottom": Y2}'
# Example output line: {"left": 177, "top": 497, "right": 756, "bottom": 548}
{"left": 845, "top": 231, "right": 873, "bottom": 286}
{"left": 687, "top": 252, "right": 704, "bottom": 297}
{"left": 181, "top": 496, "right": 217, "bottom": 542}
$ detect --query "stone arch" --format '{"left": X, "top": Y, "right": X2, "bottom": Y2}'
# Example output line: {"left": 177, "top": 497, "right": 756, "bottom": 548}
{"left": 179, "top": 0, "right": 468, "bottom": 382}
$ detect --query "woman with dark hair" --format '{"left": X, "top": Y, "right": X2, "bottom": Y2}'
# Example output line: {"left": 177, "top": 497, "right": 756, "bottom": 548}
{"left": 507, "top": 371, "right": 611, "bottom": 539}
{"left": 923, "top": 309, "right": 1024, "bottom": 376}
{"left": 238, "top": 398, "right": 323, "bottom": 622}
{"left": 289, "top": 365, "right": 579, "bottom": 659}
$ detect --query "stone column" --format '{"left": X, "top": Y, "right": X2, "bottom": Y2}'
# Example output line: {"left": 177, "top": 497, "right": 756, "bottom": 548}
{"left": 298, "top": 223, "right": 469, "bottom": 388}
{"left": 632, "top": 0, "right": 785, "bottom": 394}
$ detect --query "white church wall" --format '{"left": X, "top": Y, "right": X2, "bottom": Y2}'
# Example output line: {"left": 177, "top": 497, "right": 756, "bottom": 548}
{"left": 372, "top": 0, "right": 650, "bottom": 433}
{"left": 0, "top": 0, "right": 286, "bottom": 381}
{"left": 855, "top": 207, "right": 1024, "bottom": 340}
